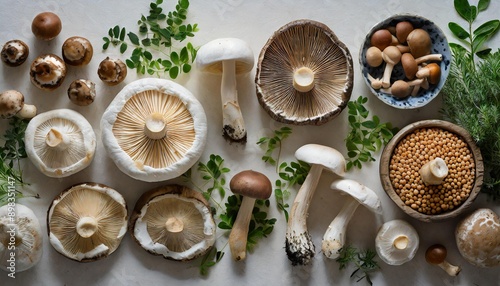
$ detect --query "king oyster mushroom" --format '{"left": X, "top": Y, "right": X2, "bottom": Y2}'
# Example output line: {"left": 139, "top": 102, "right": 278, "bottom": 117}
{"left": 0, "top": 204, "right": 43, "bottom": 273}
{"left": 256, "top": 19, "right": 353, "bottom": 125}
{"left": 1, "top": 40, "right": 29, "bottom": 67}
{"left": 130, "top": 185, "right": 216, "bottom": 261}
{"left": 24, "top": 109, "right": 96, "bottom": 178}
{"left": 47, "top": 183, "right": 128, "bottom": 262}
{"left": 101, "top": 78, "right": 207, "bottom": 182}
{"left": 30, "top": 54, "right": 67, "bottom": 90}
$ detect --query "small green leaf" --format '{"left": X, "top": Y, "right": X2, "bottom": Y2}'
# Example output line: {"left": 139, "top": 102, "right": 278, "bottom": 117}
{"left": 179, "top": 0, "right": 189, "bottom": 9}
{"left": 170, "top": 51, "right": 180, "bottom": 65}
{"left": 169, "top": 66, "right": 179, "bottom": 79}
{"left": 180, "top": 47, "right": 189, "bottom": 62}
{"left": 478, "top": 0, "right": 490, "bottom": 11}
{"left": 102, "top": 42, "right": 110, "bottom": 50}
{"left": 108, "top": 28, "right": 114, "bottom": 38}
{"left": 113, "top": 25, "right": 120, "bottom": 38}
{"left": 454, "top": 0, "right": 473, "bottom": 21}
{"left": 144, "top": 51, "right": 153, "bottom": 60}
{"left": 128, "top": 32, "right": 140, "bottom": 45}
{"left": 119, "top": 27, "right": 126, "bottom": 41}
{"left": 449, "top": 22, "right": 470, "bottom": 39}
{"left": 473, "top": 19, "right": 500, "bottom": 38}
{"left": 120, "top": 43, "right": 127, "bottom": 53}
{"left": 476, "top": 48, "right": 492, "bottom": 58}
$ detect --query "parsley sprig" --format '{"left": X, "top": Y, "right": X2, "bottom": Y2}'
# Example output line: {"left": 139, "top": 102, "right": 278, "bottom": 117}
{"left": 102, "top": 0, "right": 199, "bottom": 79}
{"left": 336, "top": 245, "right": 380, "bottom": 285}
{"left": 345, "top": 96, "right": 397, "bottom": 170}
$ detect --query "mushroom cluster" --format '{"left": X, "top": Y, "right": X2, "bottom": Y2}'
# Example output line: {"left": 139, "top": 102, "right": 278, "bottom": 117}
{"left": 365, "top": 20, "right": 443, "bottom": 99}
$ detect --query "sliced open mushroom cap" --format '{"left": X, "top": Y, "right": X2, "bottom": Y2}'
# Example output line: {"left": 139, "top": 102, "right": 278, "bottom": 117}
{"left": 0, "top": 204, "right": 43, "bottom": 272}
{"left": 101, "top": 78, "right": 207, "bottom": 182}
{"left": 130, "top": 185, "right": 216, "bottom": 261}
{"left": 256, "top": 19, "right": 353, "bottom": 125}
{"left": 47, "top": 183, "right": 128, "bottom": 262}
{"left": 25, "top": 109, "right": 96, "bottom": 177}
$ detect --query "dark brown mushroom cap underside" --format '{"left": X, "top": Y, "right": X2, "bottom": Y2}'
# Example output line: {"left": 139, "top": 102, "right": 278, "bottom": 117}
{"left": 256, "top": 20, "right": 353, "bottom": 125}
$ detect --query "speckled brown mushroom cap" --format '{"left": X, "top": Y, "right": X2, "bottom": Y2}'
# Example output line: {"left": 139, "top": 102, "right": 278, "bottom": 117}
{"left": 97, "top": 57, "right": 127, "bottom": 86}
{"left": 255, "top": 19, "right": 353, "bottom": 125}
{"left": 230, "top": 170, "right": 272, "bottom": 200}
{"left": 29, "top": 54, "right": 67, "bottom": 90}
{"left": 129, "top": 185, "right": 216, "bottom": 261}
{"left": 1, "top": 40, "right": 29, "bottom": 67}
{"left": 62, "top": 36, "right": 93, "bottom": 66}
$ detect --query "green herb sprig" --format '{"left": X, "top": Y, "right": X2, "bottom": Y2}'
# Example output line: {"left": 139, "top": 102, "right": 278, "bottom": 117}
{"left": 102, "top": 0, "right": 199, "bottom": 79}
{"left": 345, "top": 96, "right": 397, "bottom": 170}
{"left": 336, "top": 245, "right": 380, "bottom": 285}
{"left": 257, "top": 127, "right": 310, "bottom": 221}
{"left": 442, "top": 0, "right": 500, "bottom": 199}
{"left": 199, "top": 246, "right": 224, "bottom": 276}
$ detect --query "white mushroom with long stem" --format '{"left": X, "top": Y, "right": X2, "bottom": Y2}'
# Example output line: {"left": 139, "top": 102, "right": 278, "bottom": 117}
{"left": 381, "top": 46, "right": 402, "bottom": 88}
{"left": 228, "top": 170, "right": 272, "bottom": 261}
{"left": 196, "top": 38, "right": 254, "bottom": 142}
{"left": 285, "top": 144, "right": 346, "bottom": 266}
{"left": 322, "top": 179, "right": 382, "bottom": 259}
{"left": 375, "top": 219, "right": 419, "bottom": 265}
{"left": 25, "top": 109, "right": 96, "bottom": 178}
{"left": 0, "top": 204, "right": 42, "bottom": 273}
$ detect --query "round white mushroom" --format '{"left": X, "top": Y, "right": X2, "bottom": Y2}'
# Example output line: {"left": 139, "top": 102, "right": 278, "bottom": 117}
{"left": 47, "top": 183, "right": 128, "bottom": 262}
{"left": 24, "top": 109, "right": 96, "bottom": 178}
{"left": 0, "top": 204, "right": 42, "bottom": 273}
{"left": 196, "top": 38, "right": 254, "bottom": 143}
{"left": 375, "top": 219, "right": 419, "bottom": 265}
{"left": 130, "top": 185, "right": 216, "bottom": 261}
{"left": 101, "top": 78, "right": 207, "bottom": 182}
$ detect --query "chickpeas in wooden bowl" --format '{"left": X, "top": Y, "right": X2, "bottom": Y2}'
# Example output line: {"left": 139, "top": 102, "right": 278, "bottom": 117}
{"left": 380, "top": 120, "right": 484, "bottom": 222}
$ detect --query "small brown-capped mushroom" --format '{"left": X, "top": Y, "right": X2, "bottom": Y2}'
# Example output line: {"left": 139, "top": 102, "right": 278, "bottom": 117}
{"left": 381, "top": 79, "right": 423, "bottom": 98}
{"left": 97, "top": 57, "right": 127, "bottom": 86}
{"left": 401, "top": 53, "right": 418, "bottom": 80}
{"left": 365, "top": 46, "right": 383, "bottom": 67}
{"left": 228, "top": 170, "right": 272, "bottom": 261}
{"left": 62, "top": 36, "right": 93, "bottom": 66}
{"left": 30, "top": 54, "right": 67, "bottom": 91}
{"left": 425, "top": 244, "right": 461, "bottom": 276}
{"left": 370, "top": 29, "right": 395, "bottom": 51}
{"left": 0, "top": 90, "right": 37, "bottom": 119}
{"left": 416, "top": 63, "right": 441, "bottom": 85}
{"left": 396, "top": 21, "right": 414, "bottom": 43}
{"left": 68, "top": 79, "right": 96, "bottom": 106}
{"left": 31, "top": 12, "right": 62, "bottom": 41}
{"left": 381, "top": 46, "right": 402, "bottom": 88}
{"left": 407, "top": 28, "right": 431, "bottom": 58}
{"left": 1, "top": 40, "right": 29, "bottom": 67}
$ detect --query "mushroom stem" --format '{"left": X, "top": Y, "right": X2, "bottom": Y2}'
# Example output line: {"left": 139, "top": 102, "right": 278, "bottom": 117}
{"left": 322, "top": 196, "right": 359, "bottom": 259}
{"left": 76, "top": 216, "right": 98, "bottom": 238}
{"left": 419, "top": 157, "right": 448, "bottom": 185}
{"left": 393, "top": 235, "right": 409, "bottom": 250}
{"left": 438, "top": 260, "right": 462, "bottom": 276}
{"left": 165, "top": 217, "right": 184, "bottom": 233}
{"left": 228, "top": 196, "right": 256, "bottom": 261}
{"left": 293, "top": 67, "right": 315, "bottom": 92}
{"left": 144, "top": 113, "right": 168, "bottom": 140}
{"left": 17, "top": 104, "right": 37, "bottom": 119}
{"left": 221, "top": 59, "right": 246, "bottom": 142}
{"left": 285, "top": 164, "right": 323, "bottom": 265}
{"left": 45, "top": 128, "right": 70, "bottom": 151}
{"left": 415, "top": 54, "right": 443, "bottom": 65}
{"left": 367, "top": 74, "right": 383, "bottom": 89}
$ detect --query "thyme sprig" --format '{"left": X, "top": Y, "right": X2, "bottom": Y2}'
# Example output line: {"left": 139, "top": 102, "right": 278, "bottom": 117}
{"left": 336, "top": 245, "right": 380, "bottom": 285}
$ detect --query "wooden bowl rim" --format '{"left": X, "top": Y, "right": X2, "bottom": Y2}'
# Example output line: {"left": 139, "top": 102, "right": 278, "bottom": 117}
{"left": 379, "top": 119, "right": 484, "bottom": 222}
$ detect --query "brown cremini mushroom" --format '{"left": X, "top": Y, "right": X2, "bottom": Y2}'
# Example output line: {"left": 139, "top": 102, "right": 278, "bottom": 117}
{"left": 97, "top": 57, "right": 127, "bottom": 86}
{"left": 0, "top": 90, "right": 37, "bottom": 119}
{"left": 381, "top": 79, "right": 423, "bottom": 99}
{"left": 401, "top": 53, "right": 418, "bottom": 80}
{"left": 381, "top": 46, "right": 402, "bottom": 88}
{"left": 228, "top": 170, "right": 272, "bottom": 261}
{"left": 30, "top": 54, "right": 67, "bottom": 90}
{"left": 416, "top": 63, "right": 441, "bottom": 85}
{"left": 68, "top": 79, "right": 96, "bottom": 106}
{"left": 62, "top": 36, "right": 93, "bottom": 66}
{"left": 407, "top": 28, "right": 431, "bottom": 58}
{"left": 365, "top": 46, "right": 383, "bottom": 67}
{"left": 395, "top": 21, "right": 414, "bottom": 44}
{"left": 31, "top": 12, "right": 62, "bottom": 41}
{"left": 370, "top": 29, "right": 395, "bottom": 51}
{"left": 425, "top": 244, "right": 461, "bottom": 276}
{"left": 1, "top": 40, "right": 29, "bottom": 67}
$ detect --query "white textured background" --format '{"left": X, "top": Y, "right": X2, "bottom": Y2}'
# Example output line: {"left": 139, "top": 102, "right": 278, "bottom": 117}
{"left": 1, "top": 0, "right": 499, "bottom": 285}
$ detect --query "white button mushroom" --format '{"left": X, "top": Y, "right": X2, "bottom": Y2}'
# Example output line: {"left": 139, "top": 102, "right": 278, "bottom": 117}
{"left": 0, "top": 204, "right": 42, "bottom": 273}
{"left": 47, "top": 183, "right": 128, "bottom": 262}
{"left": 196, "top": 38, "right": 254, "bottom": 143}
{"left": 228, "top": 170, "right": 272, "bottom": 261}
{"left": 0, "top": 90, "right": 37, "bottom": 119}
{"left": 455, "top": 208, "right": 500, "bottom": 267}
{"left": 101, "top": 78, "right": 207, "bottom": 182}
{"left": 285, "top": 144, "right": 346, "bottom": 266}
{"left": 375, "top": 219, "right": 419, "bottom": 265}
{"left": 24, "top": 109, "right": 96, "bottom": 178}
{"left": 321, "top": 179, "right": 382, "bottom": 259}
{"left": 130, "top": 185, "right": 216, "bottom": 261}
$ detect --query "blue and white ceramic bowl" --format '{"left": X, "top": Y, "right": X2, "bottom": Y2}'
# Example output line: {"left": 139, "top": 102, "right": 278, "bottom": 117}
{"left": 359, "top": 14, "right": 451, "bottom": 109}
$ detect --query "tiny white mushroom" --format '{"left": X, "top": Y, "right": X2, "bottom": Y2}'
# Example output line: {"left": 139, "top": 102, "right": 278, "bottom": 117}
{"left": 419, "top": 157, "right": 448, "bottom": 185}
{"left": 196, "top": 38, "right": 254, "bottom": 142}
{"left": 25, "top": 109, "right": 96, "bottom": 177}
{"left": 322, "top": 179, "right": 382, "bottom": 259}
{"left": 286, "top": 144, "right": 346, "bottom": 266}
{"left": 0, "top": 204, "right": 42, "bottom": 272}
{"left": 375, "top": 219, "right": 419, "bottom": 265}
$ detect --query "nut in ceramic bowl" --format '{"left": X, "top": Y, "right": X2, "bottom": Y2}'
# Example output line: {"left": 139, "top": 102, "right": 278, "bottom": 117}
{"left": 379, "top": 120, "right": 483, "bottom": 222}
{"left": 359, "top": 14, "right": 451, "bottom": 109}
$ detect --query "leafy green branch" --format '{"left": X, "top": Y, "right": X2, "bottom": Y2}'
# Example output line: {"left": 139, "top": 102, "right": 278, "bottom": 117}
{"left": 102, "top": 0, "right": 199, "bottom": 79}
{"left": 336, "top": 245, "right": 380, "bottom": 285}
{"left": 345, "top": 96, "right": 397, "bottom": 170}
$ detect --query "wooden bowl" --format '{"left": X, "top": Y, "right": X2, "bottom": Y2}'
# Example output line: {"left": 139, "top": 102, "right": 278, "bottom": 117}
{"left": 380, "top": 120, "right": 484, "bottom": 222}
